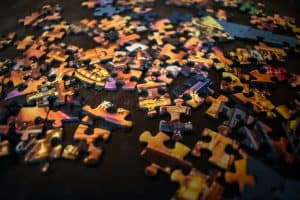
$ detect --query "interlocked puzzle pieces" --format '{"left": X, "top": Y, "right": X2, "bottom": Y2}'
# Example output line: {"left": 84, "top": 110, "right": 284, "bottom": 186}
{"left": 139, "top": 131, "right": 192, "bottom": 176}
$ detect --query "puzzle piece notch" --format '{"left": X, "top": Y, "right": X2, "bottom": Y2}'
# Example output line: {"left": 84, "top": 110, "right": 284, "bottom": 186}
{"left": 139, "top": 131, "right": 192, "bottom": 176}
{"left": 159, "top": 44, "right": 186, "bottom": 65}
{"left": 221, "top": 69, "right": 250, "bottom": 93}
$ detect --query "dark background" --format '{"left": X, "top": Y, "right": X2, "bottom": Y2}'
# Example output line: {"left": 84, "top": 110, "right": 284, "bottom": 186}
{"left": 0, "top": 0, "right": 300, "bottom": 200}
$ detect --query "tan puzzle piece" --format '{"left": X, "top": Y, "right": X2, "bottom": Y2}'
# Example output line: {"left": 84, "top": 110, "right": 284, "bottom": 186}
{"left": 24, "top": 128, "right": 63, "bottom": 163}
{"left": 206, "top": 95, "right": 229, "bottom": 118}
{"left": 171, "top": 169, "right": 224, "bottom": 200}
{"left": 192, "top": 128, "right": 239, "bottom": 169}
{"left": 139, "top": 131, "right": 191, "bottom": 175}
{"left": 159, "top": 44, "right": 186, "bottom": 65}
{"left": 225, "top": 151, "right": 255, "bottom": 192}
{"left": 0, "top": 140, "right": 10, "bottom": 157}
{"left": 160, "top": 99, "right": 191, "bottom": 121}
{"left": 73, "top": 124, "right": 108, "bottom": 164}
{"left": 80, "top": 44, "right": 116, "bottom": 64}
{"left": 74, "top": 124, "right": 111, "bottom": 143}
{"left": 75, "top": 64, "right": 110, "bottom": 87}
{"left": 83, "top": 102, "right": 133, "bottom": 127}
{"left": 233, "top": 89, "right": 276, "bottom": 118}
{"left": 15, "top": 35, "right": 35, "bottom": 50}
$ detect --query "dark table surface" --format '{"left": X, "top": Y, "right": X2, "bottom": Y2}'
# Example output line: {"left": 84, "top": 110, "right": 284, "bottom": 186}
{"left": 0, "top": 0, "right": 300, "bottom": 200}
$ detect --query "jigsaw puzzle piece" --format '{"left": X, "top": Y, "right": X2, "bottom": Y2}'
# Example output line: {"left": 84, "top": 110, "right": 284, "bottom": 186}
{"left": 205, "top": 95, "right": 229, "bottom": 119}
{"left": 225, "top": 150, "right": 255, "bottom": 192}
{"left": 192, "top": 128, "right": 239, "bottom": 169}
{"left": 159, "top": 99, "right": 192, "bottom": 140}
{"left": 24, "top": 128, "right": 63, "bottom": 163}
{"left": 83, "top": 101, "right": 133, "bottom": 127}
{"left": 73, "top": 124, "right": 110, "bottom": 164}
{"left": 139, "top": 131, "right": 192, "bottom": 176}
{"left": 171, "top": 169, "right": 223, "bottom": 200}
{"left": 75, "top": 64, "right": 110, "bottom": 89}
{"left": 232, "top": 89, "right": 276, "bottom": 118}
{"left": 137, "top": 81, "right": 171, "bottom": 117}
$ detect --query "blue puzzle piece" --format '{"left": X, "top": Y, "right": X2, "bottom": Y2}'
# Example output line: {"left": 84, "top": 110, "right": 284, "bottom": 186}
{"left": 167, "top": 12, "right": 192, "bottom": 24}
{"left": 94, "top": 5, "right": 126, "bottom": 17}
{"left": 218, "top": 20, "right": 299, "bottom": 47}
{"left": 131, "top": 11, "right": 158, "bottom": 22}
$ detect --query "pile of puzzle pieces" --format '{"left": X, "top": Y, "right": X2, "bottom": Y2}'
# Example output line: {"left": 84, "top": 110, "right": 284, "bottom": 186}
{"left": 0, "top": 0, "right": 300, "bottom": 199}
